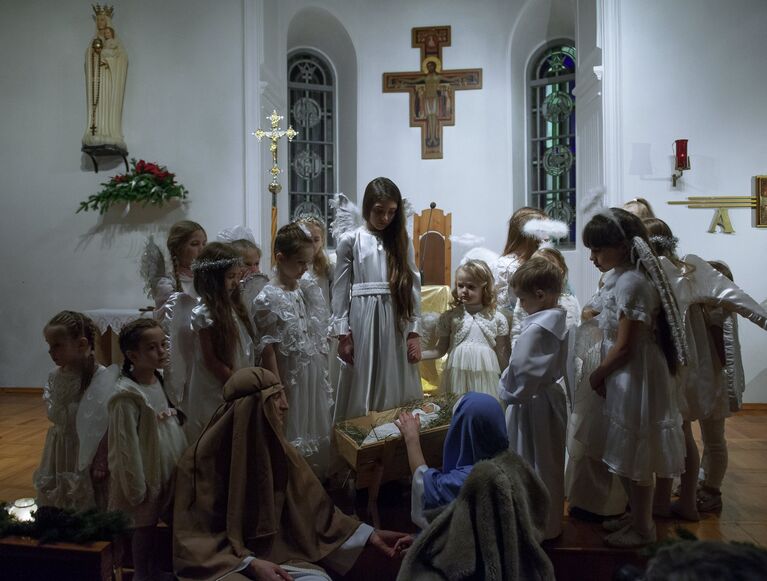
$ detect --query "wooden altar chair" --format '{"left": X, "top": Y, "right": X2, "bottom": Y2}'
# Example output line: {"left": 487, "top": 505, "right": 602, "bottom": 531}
{"left": 413, "top": 205, "right": 452, "bottom": 286}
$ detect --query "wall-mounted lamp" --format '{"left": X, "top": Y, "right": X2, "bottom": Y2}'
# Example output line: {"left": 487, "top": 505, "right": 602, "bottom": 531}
{"left": 671, "top": 139, "right": 690, "bottom": 187}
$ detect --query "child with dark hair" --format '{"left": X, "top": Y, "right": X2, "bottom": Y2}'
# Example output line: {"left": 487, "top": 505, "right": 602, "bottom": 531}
{"left": 110, "top": 318, "right": 187, "bottom": 581}
{"left": 331, "top": 177, "right": 423, "bottom": 420}
{"left": 253, "top": 222, "right": 333, "bottom": 474}
{"left": 575, "top": 208, "right": 688, "bottom": 547}
{"left": 185, "top": 242, "right": 257, "bottom": 440}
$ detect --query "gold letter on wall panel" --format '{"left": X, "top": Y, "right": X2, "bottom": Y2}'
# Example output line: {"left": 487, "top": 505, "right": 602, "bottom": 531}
{"left": 708, "top": 208, "right": 735, "bottom": 234}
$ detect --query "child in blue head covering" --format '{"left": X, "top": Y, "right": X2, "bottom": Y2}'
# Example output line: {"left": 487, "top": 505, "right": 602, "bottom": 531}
{"left": 396, "top": 392, "right": 508, "bottom": 529}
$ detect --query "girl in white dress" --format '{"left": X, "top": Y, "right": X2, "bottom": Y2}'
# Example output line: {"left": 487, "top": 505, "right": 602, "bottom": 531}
{"left": 34, "top": 311, "right": 107, "bottom": 510}
{"left": 185, "top": 242, "right": 257, "bottom": 441}
{"left": 578, "top": 208, "right": 687, "bottom": 547}
{"left": 254, "top": 223, "right": 333, "bottom": 473}
{"left": 110, "top": 318, "right": 187, "bottom": 581}
{"left": 422, "top": 260, "right": 509, "bottom": 397}
{"left": 299, "top": 216, "right": 342, "bottom": 398}
{"left": 645, "top": 219, "right": 767, "bottom": 518}
{"left": 150, "top": 220, "right": 207, "bottom": 309}
{"left": 510, "top": 247, "right": 581, "bottom": 348}
{"left": 331, "top": 177, "right": 423, "bottom": 421}
{"left": 492, "top": 207, "right": 546, "bottom": 310}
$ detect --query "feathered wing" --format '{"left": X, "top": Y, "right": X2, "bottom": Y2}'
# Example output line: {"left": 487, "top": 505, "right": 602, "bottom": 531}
{"left": 158, "top": 292, "right": 198, "bottom": 406}
{"left": 329, "top": 193, "right": 363, "bottom": 240}
{"left": 402, "top": 197, "right": 416, "bottom": 237}
{"left": 241, "top": 272, "right": 270, "bottom": 320}
{"left": 140, "top": 235, "right": 167, "bottom": 299}
{"left": 460, "top": 246, "right": 500, "bottom": 267}
{"left": 76, "top": 365, "right": 120, "bottom": 471}
{"left": 217, "top": 225, "right": 256, "bottom": 244}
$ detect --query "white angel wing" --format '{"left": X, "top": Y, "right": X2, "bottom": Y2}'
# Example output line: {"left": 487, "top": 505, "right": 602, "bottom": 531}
{"left": 158, "top": 292, "right": 198, "bottom": 406}
{"left": 140, "top": 235, "right": 167, "bottom": 299}
{"left": 402, "top": 197, "right": 416, "bottom": 237}
{"left": 329, "top": 194, "right": 363, "bottom": 240}
{"left": 460, "top": 246, "right": 500, "bottom": 267}
{"left": 217, "top": 225, "right": 256, "bottom": 244}
{"left": 241, "top": 272, "right": 270, "bottom": 319}
{"left": 76, "top": 364, "right": 120, "bottom": 471}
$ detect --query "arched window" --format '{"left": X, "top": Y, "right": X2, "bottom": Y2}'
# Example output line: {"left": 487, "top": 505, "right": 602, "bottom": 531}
{"left": 529, "top": 43, "right": 576, "bottom": 248}
{"left": 287, "top": 51, "right": 336, "bottom": 241}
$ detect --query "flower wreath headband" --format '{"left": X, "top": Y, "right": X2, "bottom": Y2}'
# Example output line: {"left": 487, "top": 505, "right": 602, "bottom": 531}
{"left": 649, "top": 234, "right": 679, "bottom": 254}
{"left": 191, "top": 256, "right": 243, "bottom": 272}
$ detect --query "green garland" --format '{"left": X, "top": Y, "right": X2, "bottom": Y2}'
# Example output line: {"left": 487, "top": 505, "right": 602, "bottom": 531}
{"left": 78, "top": 158, "right": 188, "bottom": 214}
{"left": 0, "top": 503, "right": 129, "bottom": 544}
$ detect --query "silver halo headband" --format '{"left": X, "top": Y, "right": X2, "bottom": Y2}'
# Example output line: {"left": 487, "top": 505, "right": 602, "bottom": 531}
{"left": 191, "top": 257, "right": 243, "bottom": 272}
{"left": 649, "top": 234, "right": 679, "bottom": 254}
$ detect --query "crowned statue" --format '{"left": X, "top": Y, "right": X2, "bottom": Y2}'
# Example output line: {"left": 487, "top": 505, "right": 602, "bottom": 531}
{"left": 83, "top": 5, "right": 128, "bottom": 151}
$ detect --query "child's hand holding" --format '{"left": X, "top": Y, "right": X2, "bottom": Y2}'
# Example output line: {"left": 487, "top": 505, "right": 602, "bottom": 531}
{"left": 406, "top": 333, "right": 422, "bottom": 363}
{"left": 338, "top": 333, "right": 354, "bottom": 365}
{"left": 158, "top": 408, "right": 178, "bottom": 421}
{"left": 581, "top": 308, "right": 599, "bottom": 321}
{"left": 589, "top": 368, "right": 607, "bottom": 398}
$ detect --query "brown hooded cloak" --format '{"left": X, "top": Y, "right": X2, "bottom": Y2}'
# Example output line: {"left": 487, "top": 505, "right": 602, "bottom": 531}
{"left": 173, "top": 367, "right": 360, "bottom": 580}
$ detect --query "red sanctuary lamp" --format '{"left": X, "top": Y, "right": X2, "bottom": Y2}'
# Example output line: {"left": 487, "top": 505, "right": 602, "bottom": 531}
{"left": 672, "top": 139, "right": 690, "bottom": 187}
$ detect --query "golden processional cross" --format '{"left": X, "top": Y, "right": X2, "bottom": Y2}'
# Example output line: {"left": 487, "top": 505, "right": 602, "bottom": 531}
{"left": 667, "top": 176, "right": 767, "bottom": 233}
{"left": 253, "top": 110, "right": 298, "bottom": 247}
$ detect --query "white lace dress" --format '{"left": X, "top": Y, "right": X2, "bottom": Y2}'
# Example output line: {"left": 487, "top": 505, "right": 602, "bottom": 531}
{"left": 184, "top": 303, "right": 255, "bottom": 441}
{"left": 253, "top": 279, "right": 333, "bottom": 462}
{"left": 577, "top": 266, "right": 685, "bottom": 484}
{"left": 492, "top": 254, "right": 523, "bottom": 310}
{"left": 33, "top": 367, "right": 101, "bottom": 510}
{"left": 436, "top": 306, "right": 508, "bottom": 397}
{"left": 330, "top": 227, "right": 422, "bottom": 421}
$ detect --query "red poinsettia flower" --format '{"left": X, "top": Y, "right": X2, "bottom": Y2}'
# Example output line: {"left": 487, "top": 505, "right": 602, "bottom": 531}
{"left": 112, "top": 174, "right": 126, "bottom": 183}
{"left": 135, "top": 160, "right": 146, "bottom": 173}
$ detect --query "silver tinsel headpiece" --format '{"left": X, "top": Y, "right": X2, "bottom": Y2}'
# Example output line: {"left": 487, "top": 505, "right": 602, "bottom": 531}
{"left": 191, "top": 256, "right": 243, "bottom": 272}
{"left": 649, "top": 234, "right": 679, "bottom": 254}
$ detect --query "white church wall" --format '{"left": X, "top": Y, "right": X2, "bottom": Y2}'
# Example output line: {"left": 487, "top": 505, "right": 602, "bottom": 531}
{"left": 614, "top": 0, "right": 767, "bottom": 401}
{"left": 278, "top": 0, "right": 575, "bottom": 277}
{"left": 0, "top": 0, "right": 256, "bottom": 386}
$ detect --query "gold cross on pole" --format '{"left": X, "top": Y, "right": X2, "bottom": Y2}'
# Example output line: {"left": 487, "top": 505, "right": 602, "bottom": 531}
{"left": 253, "top": 110, "right": 298, "bottom": 247}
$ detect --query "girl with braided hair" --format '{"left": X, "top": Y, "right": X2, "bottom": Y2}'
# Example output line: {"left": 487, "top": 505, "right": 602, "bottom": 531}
{"left": 34, "top": 310, "right": 114, "bottom": 511}
{"left": 150, "top": 220, "right": 207, "bottom": 309}
{"left": 109, "top": 318, "right": 187, "bottom": 581}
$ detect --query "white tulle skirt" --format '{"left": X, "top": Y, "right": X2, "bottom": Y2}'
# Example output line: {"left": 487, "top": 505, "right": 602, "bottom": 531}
{"left": 440, "top": 343, "right": 501, "bottom": 399}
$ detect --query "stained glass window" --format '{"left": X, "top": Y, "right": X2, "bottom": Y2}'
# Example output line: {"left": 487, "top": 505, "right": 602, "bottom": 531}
{"left": 529, "top": 44, "right": 576, "bottom": 248}
{"left": 287, "top": 51, "right": 337, "bottom": 244}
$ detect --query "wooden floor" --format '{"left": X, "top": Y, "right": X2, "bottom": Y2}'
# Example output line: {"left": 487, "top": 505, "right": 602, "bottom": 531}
{"left": 2, "top": 392, "right": 766, "bottom": 579}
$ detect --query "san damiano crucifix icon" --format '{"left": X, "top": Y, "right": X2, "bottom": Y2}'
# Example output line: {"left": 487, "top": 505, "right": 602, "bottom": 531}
{"left": 383, "top": 26, "right": 482, "bottom": 159}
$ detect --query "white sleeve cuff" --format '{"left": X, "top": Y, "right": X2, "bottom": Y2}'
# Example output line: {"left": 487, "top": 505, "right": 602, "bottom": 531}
{"left": 410, "top": 464, "right": 429, "bottom": 529}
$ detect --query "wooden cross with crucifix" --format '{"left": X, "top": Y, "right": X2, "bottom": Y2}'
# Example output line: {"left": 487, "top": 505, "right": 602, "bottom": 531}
{"left": 383, "top": 26, "right": 482, "bottom": 159}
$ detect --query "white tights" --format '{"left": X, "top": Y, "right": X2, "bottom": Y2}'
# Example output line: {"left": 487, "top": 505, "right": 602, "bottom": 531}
{"left": 699, "top": 416, "right": 728, "bottom": 490}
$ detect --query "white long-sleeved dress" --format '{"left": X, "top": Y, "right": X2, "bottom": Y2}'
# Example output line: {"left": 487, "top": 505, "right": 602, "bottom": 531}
{"left": 330, "top": 226, "right": 422, "bottom": 421}
{"left": 492, "top": 254, "right": 522, "bottom": 310}
{"left": 253, "top": 279, "right": 333, "bottom": 463}
{"left": 500, "top": 307, "right": 568, "bottom": 539}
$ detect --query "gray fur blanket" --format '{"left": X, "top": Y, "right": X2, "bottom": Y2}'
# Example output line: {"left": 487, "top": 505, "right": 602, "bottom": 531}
{"left": 397, "top": 451, "right": 555, "bottom": 581}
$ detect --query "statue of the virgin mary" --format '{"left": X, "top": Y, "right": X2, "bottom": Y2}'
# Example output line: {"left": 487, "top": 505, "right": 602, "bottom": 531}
{"left": 83, "top": 5, "right": 128, "bottom": 150}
